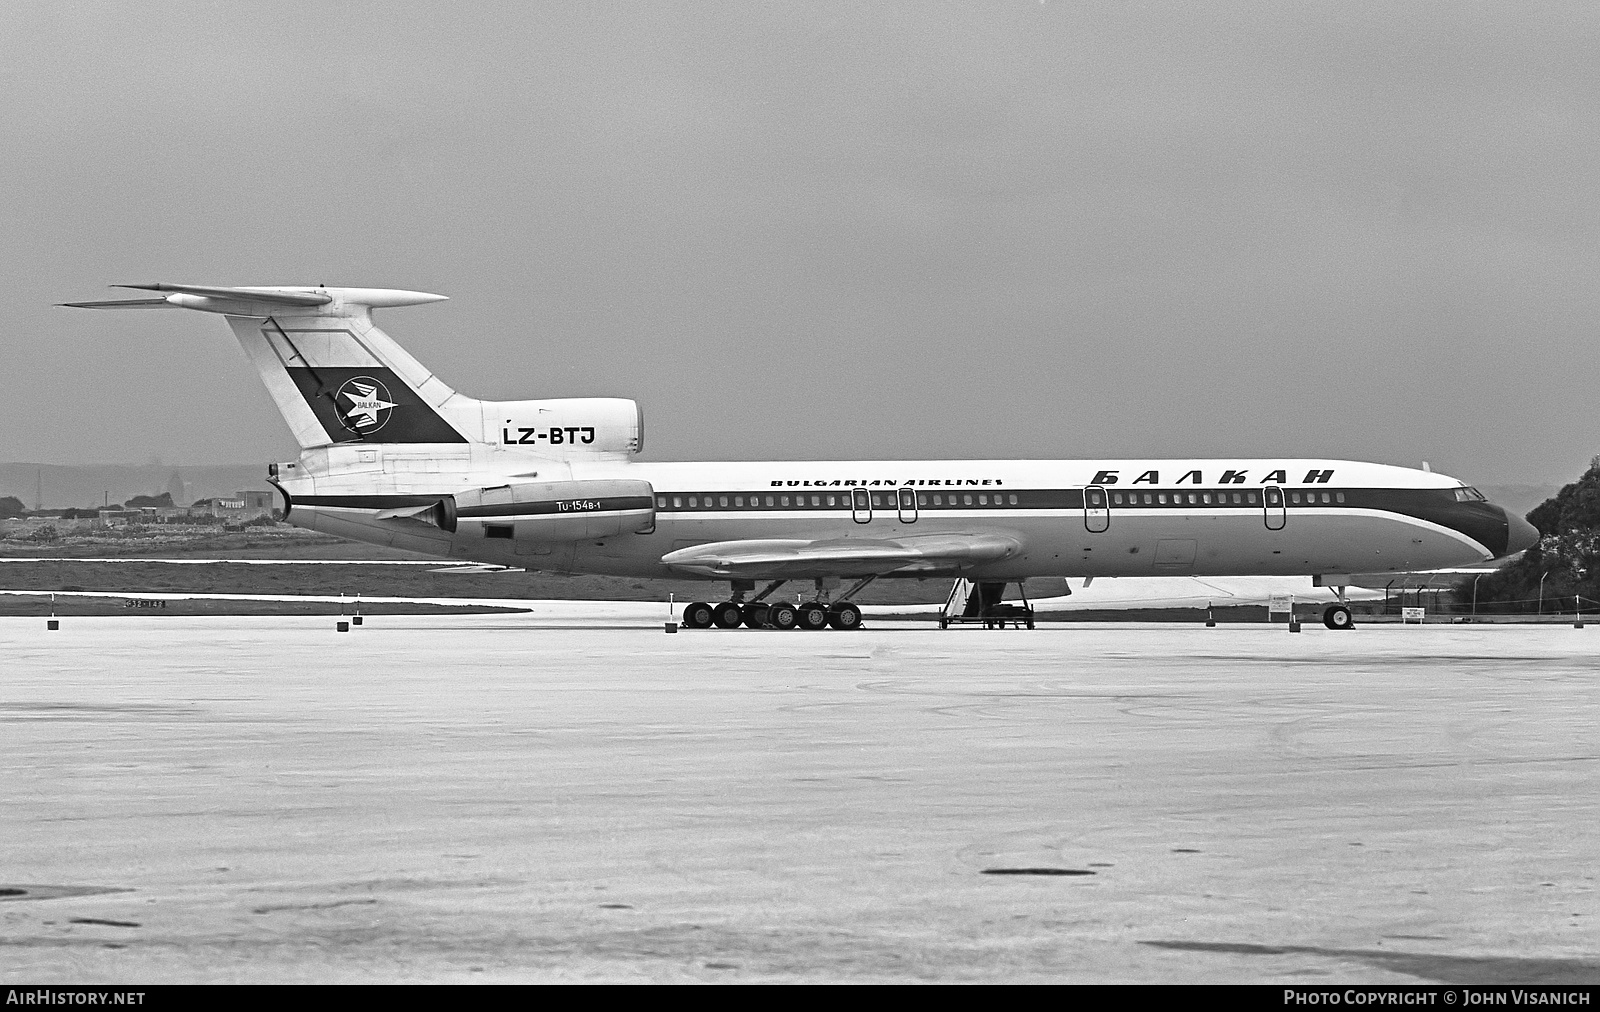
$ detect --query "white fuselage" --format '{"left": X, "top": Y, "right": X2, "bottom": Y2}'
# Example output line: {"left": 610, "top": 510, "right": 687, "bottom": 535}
{"left": 273, "top": 445, "right": 1518, "bottom": 584}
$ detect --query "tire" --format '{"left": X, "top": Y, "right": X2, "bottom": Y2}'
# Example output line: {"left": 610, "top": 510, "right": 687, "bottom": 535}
{"left": 683, "top": 602, "right": 715, "bottom": 629}
{"left": 1323, "top": 605, "right": 1354, "bottom": 630}
{"left": 712, "top": 601, "right": 744, "bottom": 629}
{"left": 766, "top": 601, "right": 799, "bottom": 630}
{"left": 797, "top": 602, "right": 830, "bottom": 630}
{"left": 827, "top": 602, "right": 863, "bottom": 631}
{"left": 741, "top": 603, "right": 769, "bottom": 629}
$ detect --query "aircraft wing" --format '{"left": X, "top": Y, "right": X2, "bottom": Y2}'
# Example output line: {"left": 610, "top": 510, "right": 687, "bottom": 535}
{"left": 661, "top": 533, "right": 1021, "bottom": 579}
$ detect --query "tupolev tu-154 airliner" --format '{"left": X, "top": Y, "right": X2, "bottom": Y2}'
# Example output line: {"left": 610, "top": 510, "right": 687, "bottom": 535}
{"left": 63, "top": 284, "right": 1538, "bottom": 631}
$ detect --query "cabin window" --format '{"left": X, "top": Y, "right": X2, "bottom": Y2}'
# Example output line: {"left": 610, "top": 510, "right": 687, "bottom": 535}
{"left": 962, "top": 494, "right": 973, "bottom": 506}
{"left": 484, "top": 524, "right": 512, "bottom": 539}
{"left": 1336, "top": 492, "right": 1346, "bottom": 503}
{"left": 779, "top": 496, "right": 789, "bottom": 506}
{"left": 1291, "top": 492, "right": 1301, "bottom": 503}
{"left": 657, "top": 497, "right": 666, "bottom": 509}
{"left": 672, "top": 496, "right": 682, "bottom": 509}
{"left": 1320, "top": 493, "right": 1330, "bottom": 504}
{"left": 1157, "top": 494, "right": 1168, "bottom": 504}
{"left": 978, "top": 494, "right": 988, "bottom": 505}
{"left": 1009, "top": 494, "right": 1018, "bottom": 505}
{"left": 1112, "top": 493, "right": 1123, "bottom": 505}
{"left": 916, "top": 494, "right": 927, "bottom": 506}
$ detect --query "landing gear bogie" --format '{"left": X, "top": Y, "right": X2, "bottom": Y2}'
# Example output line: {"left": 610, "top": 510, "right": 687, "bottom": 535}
{"left": 683, "top": 582, "right": 863, "bottom": 630}
{"left": 1323, "top": 605, "right": 1355, "bottom": 630}
{"left": 797, "top": 601, "right": 830, "bottom": 630}
{"left": 766, "top": 601, "right": 800, "bottom": 630}
{"left": 826, "top": 602, "right": 863, "bottom": 631}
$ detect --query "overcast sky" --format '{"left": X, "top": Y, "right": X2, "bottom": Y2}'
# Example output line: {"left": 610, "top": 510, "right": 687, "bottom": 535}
{"left": 3, "top": 2, "right": 1597, "bottom": 486}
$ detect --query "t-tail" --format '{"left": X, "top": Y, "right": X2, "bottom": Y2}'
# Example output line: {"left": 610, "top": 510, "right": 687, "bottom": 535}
{"left": 60, "top": 284, "right": 644, "bottom": 457}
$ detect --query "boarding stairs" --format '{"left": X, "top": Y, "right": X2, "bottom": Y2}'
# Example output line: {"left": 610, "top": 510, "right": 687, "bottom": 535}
{"left": 939, "top": 579, "right": 1035, "bottom": 629}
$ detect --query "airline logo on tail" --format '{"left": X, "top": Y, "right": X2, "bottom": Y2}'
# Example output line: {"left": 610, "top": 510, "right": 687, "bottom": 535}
{"left": 337, "top": 377, "right": 397, "bottom": 433}
{"left": 286, "top": 366, "right": 468, "bottom": 444}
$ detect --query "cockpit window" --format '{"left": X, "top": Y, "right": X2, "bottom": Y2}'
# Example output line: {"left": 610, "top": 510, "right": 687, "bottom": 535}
{"left": 1454, "top": 487, "right": 1487, "bottom": 502}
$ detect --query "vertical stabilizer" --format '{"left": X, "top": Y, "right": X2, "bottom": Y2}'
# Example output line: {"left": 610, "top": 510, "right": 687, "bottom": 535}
{"left": 63, "top": 284, "right": 645, "bottom": 459}
{"left": 61, "top": 285, "right": 477, "bottom": 449}
{"left": 224, "top": 311, "right": 474, "bottom": 448}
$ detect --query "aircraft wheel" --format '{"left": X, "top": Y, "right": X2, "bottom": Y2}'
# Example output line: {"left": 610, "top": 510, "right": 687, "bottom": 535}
{"left": 712, "top": 602, "right": 743, "bottom": 629}
{"left": 683, "top": 602, "right": 715, "bottom": 629}
{"left": 797, "top": 602, "right": 830, "bottom": 630}
{"left": 766, "top": 601, "right": 799, "bottom": 630}
{"left": 741, "top": 603, "right": 770, "bottom": 629}
{"left": 827, "top": 602, "right": 863, "bottom": 631}
{"left": 1323, "top": 605, "right": 1354, "bottom": 630}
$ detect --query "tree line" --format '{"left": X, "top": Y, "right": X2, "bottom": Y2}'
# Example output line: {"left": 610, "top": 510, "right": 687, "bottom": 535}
{"left": 0, "top": 492, "right": 178, "bottom": 519}
{"left": 1457, "top": 456, "right": 1600, "bottom": 612}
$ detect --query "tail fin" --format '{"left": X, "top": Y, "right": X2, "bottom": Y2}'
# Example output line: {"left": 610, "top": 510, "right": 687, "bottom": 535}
{"left": 64, "top": 284, "right": 646, "bottom": 459}
{"left": 64, "top": 285, "right": 473, "bottom": 448}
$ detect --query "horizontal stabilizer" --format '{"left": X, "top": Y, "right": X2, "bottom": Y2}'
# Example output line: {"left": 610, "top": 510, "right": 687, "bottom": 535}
{"left": 115, "top": 283, "right": 333, "bottom": 306}
{"left": 57, "top": 298, "right": 174, "bottom": 309}
{"left": 61, "top": 284, "right": 449, "bottom": 316}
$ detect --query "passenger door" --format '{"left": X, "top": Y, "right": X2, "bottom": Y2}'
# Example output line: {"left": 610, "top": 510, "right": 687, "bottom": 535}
{"left": 1083, "top": 485, "right": 1110, "bottom": 533}
{"left": 897, "top": 487, "right": 918, "bottom": 524}
{"left": 1263, "top": 485, "right": 1286, "bottom": 530}
{"left": 851, "top": 487, "right": 872, "bottom": 524}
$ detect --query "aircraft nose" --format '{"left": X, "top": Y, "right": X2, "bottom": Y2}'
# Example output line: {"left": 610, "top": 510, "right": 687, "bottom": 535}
{"left": 1502, "top": 508, "right": 1540, "bottom": 556}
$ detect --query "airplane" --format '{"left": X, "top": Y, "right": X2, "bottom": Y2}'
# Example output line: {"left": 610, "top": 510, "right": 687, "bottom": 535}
{"left": 61, "top": 284, "right": 1539, "bottom": 631}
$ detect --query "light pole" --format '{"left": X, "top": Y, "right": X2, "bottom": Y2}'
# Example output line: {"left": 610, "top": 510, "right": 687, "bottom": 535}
{"left": 1472, "top": 574, "right": 1483, "bottom": 622}
{"left": 1538, "top": 571, "right": 1549, "bottom": 616}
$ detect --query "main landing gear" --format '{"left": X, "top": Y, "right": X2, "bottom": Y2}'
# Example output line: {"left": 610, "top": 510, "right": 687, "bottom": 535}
{"left": 681, "top": 578, "right": 869, "bottom": 631}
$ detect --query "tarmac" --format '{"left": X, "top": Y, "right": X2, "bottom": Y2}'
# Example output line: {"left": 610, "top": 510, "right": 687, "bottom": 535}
{"left": 2, "top": 612, "right": 1596, "bottom": 983}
